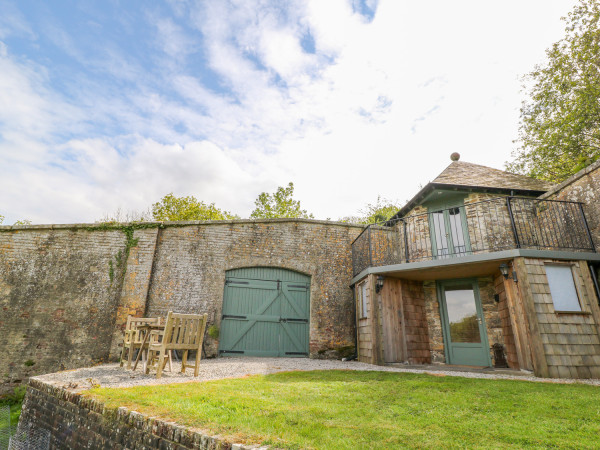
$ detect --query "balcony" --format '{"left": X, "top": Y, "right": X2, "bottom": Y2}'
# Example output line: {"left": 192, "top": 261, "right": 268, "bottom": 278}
{"left": 351, "top": 197, "right": 596, "bottom": 277}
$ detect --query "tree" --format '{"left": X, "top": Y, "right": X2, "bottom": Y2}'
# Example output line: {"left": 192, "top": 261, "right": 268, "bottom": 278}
{"left": 0, "top": 214, "right": 3, "bottom": 224}
{"left": 506, "top": 0, "right": 600, "bottom": 182}
{"left": 250, "top": 182, "right": 314, "bottom": 219}
{"left": 152, "top": 193, "right": 238, "bottom": 221}
{"left": 98, "top": 207, "right": 152, "bottom": 223}
{"left": 341, "top": 196, "right": 402, "bottom": 224}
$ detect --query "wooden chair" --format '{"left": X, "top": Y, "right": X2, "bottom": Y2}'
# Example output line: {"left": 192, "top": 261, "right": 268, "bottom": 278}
{"left": 119, "top": 316, "right": 163, "bottom": 369}
{"left": 145, "top": 311, "right": 208, "bottom": 379}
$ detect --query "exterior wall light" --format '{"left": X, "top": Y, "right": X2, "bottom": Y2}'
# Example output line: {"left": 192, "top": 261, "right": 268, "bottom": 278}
{"left": 375, "top": 276, "right": 385, "bottom": 293}
{"left": 499, "top": 263, "right": 518, "bottom": 283}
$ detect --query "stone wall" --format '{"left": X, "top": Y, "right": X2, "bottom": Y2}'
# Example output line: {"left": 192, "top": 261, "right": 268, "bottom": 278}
{"left": 144, "top": 221, "right": 362, "bottom": 358}
{"left": 401, "top": 280, "right": 430, "bottom": 364}
{"left": 18, "top": 378, "right": 252, "bottom": 449}
{"left": 422, "top": 277, "right": 505, "bottom": 365}
{"left": 494, "top": 274, "right": 519, "bottom": 369}
{"left": 542, "top": 159, "right": 600, "bottom": 250}
{"left": 0, "top": 226, "right": 128, "bottom": 393}
{"left": 0, "top": 219, "right": 363, "bottom": 392}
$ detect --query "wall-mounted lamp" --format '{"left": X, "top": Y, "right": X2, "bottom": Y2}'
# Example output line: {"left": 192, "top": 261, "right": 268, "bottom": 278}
{"left": 499, "top": 263, "right": 518, "bottom": 283}
{"left": 375, "top": 276, "right": 385, "bottom": 293}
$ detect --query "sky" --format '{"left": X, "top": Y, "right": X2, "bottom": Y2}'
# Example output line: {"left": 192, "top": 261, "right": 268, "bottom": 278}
{"left": 0, "top": 0, "right": 578, "bottom": 224}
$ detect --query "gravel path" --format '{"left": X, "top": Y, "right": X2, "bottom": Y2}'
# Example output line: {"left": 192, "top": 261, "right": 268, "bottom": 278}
{"left": 32, "top": 358, "right": 600, "bottom": 392}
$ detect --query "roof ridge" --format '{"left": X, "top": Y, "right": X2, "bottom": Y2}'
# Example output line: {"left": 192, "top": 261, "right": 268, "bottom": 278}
{"left": 432, "top": 160, "right": 554, "bottom": 190}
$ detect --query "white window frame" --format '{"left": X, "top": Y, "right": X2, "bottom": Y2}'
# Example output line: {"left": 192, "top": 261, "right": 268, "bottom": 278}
{"left": 544, "top": 263, "right": 583, "bottom": 313}
{"left": 357, "top": 281, "right": 368, "bottom": 319}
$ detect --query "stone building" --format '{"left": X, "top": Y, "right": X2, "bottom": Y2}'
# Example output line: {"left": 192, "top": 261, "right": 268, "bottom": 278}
{"left": 352, "top": 158, "right": 600, "bottom": 378}
{"left": 1, "top": 157, "right": 600, "bottom": 389}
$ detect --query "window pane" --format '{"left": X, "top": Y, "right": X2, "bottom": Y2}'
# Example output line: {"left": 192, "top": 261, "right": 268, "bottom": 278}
{"left": 432, "top": 211, "right": 449, "bottom": 257}
{"left": 445, "top": 285, "right": 481, "bottom": 343}
{"left": 545, "top": 265, "right": 581, "bottom": 312}
{"left": 361, "top": 283, "right": 368, "bottom": 317}
{"left": 448, "top": 207, "right": 467, "bottom": 256}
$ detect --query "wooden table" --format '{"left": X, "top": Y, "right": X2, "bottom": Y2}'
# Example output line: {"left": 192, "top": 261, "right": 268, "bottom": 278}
{"left": 132, "top": 324, "right": 165, "bottom": 371}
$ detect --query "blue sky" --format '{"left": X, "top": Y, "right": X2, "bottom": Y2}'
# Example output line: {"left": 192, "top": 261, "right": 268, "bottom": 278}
{"left": 0, "top": 0, "right": 577, "bottom": 223}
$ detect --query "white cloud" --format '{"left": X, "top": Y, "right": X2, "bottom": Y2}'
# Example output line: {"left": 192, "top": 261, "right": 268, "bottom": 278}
{"left": 0, "top": 0, "right": 579, "bottom": 224}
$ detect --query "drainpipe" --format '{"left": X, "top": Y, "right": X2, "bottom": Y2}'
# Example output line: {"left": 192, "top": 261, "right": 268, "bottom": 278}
{"left": 343, "top": 285, "right": 358, "bottom": 362}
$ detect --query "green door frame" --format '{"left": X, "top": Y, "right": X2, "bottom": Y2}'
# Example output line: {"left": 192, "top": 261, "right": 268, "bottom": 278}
{"left": 426, "top": 194, "right": 471, "bottom": 259}
{"left": 437, "top": 278, "right": 492, "bottom": 367}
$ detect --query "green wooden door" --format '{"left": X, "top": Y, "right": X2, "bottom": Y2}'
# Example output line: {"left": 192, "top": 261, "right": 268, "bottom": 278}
{"left": 438, "top": 279, "right": 491, "bottom": 367}
{"left": 219, "top": 268, "right": 310, "bottom": 357}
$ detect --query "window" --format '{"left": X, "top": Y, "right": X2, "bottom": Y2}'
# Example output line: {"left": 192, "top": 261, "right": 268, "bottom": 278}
{"left": 545, "top": 264, "right": 582, "bottom": 312}
{"left": 357, "top": 281, "right": 368, "bottom": 319}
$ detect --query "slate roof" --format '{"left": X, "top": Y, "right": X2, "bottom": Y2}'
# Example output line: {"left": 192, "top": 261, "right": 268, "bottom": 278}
{"left": 389, "top": 160, "right": 555, "bottom": 221}
{"left": 432, "top": 161, "right": 554, "bottom": 191}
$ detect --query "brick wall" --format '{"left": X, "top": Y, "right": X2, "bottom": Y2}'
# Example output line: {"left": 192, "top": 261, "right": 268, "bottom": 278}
{"left": 0, "top": 226, "right": 128, "bottom": 393}
{"left": 0, "top": 219, "right": 363, "bottom": 392}
{"left": 144, "top": 220, "right": 362, "bottom": 358}
{"left": 19, "top": 379, "right": 251, "bottom": 449}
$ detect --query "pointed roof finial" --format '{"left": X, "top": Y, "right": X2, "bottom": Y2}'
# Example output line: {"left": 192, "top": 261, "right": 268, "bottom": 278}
{"left": 450, "top": 152, "right": 460, "bottom": 161}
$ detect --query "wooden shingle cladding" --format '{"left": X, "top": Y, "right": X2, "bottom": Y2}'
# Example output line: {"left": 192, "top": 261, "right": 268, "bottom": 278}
{"left": 356, "top": 276, "right": 374, "bottom": 363}
{"left": 514, "top": 257, "right": 600, "bottom": 378}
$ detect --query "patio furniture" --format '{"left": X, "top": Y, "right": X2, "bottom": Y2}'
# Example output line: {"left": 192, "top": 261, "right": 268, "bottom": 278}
{"left": 145, "top": 311, "right": 208, "bottom": 379}
{"left": 120, "top": 316, "right": 163, "bottom": 369}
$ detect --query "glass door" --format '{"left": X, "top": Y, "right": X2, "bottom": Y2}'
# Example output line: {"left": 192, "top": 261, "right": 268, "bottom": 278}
{"left": 438, "top": 279, "right": 491, "bottom": 367}
{"left": 430, "top": 206, "right": 470, "bottom": 258}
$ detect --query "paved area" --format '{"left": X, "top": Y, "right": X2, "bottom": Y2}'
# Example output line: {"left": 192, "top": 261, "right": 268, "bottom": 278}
{"left": 32, "top": 357, "right": 600, "bottom": 392}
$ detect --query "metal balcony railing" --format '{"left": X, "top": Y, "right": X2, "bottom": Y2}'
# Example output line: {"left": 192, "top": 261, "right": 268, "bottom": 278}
{"left": 351, "top": 196, "right": 596, "bottom": 277}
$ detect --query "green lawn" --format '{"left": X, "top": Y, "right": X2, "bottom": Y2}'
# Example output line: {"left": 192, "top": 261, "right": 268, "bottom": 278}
{"left": 88, "top": 371, "right": 600, "bottom": 449}
{"left": 0, "top": 386, "right": 25, "bottom": 448}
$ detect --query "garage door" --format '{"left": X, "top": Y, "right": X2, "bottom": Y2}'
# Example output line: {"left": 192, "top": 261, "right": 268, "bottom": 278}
{"left": 219, "top": 267, "right": 310, "bottom": 357}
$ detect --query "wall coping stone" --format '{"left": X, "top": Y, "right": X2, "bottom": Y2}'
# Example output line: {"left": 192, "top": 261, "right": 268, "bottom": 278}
{"left": 25, "top": 378, "right": 272, "bottom": 449}
{"left": 540, "top": 159, "right": 600, "bottom": 200}
{"left": 0, "top": 218, "right": 365, "bottom": 231}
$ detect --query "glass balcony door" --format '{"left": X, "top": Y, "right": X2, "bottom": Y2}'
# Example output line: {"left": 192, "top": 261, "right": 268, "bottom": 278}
{"left": 430, "top": 205, "right": 470, "bottom": 259}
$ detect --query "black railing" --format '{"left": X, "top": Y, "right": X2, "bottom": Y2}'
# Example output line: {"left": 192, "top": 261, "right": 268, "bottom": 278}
{"left": 351, "top": 196, "right": 596, "bottom": 276}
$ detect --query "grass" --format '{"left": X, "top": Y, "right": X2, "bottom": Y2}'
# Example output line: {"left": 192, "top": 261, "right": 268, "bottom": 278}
{"left": 0, "top": 386, "right": 26, "bottom": 447}
{"left": 88, "top": 370, "right": 600, "bottom": 449}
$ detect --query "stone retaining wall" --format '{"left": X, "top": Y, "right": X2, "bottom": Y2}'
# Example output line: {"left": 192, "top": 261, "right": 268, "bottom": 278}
{"left": 19, "top": 379, "right": 261, "bottom": 449}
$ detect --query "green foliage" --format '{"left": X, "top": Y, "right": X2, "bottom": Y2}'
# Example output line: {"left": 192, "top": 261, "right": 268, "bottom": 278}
{"left": 152, "top": 193, "right": 238, "bottom": 221}
{"left": 507, "top": 0, "right": 600, "bottom": 182}
{"left": 0, "top": 386, "right": 26, "bottom": 407}
{"left": 341, "top": 196, "right": 402, "bottom": 224}
{"left": 89, "top": 370, "right": 600, "bottom": 449}
{"left": 207, "top": 325, "right": 220, "bottom": 340}
{"left": 250, "top": 183, "right": 313, "bottom": 219}
{"left": 23, "top": 360, "right": 35, "bottom": 367}
{"left": 13, "top": 219, "right": 32, "bottom": 226}
{"left": 0, "top": 214, "right": 3, "bottom": 224}
{"left": 0, "top": 385, "right": 26, "bottom": 434}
